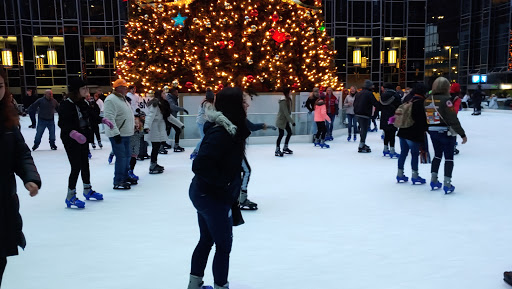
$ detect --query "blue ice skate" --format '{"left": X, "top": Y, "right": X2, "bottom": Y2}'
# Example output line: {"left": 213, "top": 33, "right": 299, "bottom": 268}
{"left": 65, "top": 196, "right": 86, "bottom": 208}
{"left": 411, "top": 176, "right": 426, "bottom": 185}
{"left": 108, "top": 153, "right": 114, "bottom": 164}
{"left": 83, "top": 189, "right": 104, "bottom": 200}
{"left": 443, "top": 184, "right": 455, "bottom": 194}
{"left": 383, "top": 150, "right": 390, "bottom": 157}
{"left": 128, "top": 170, "right": 139, "bottom": 181}
{"left": 313, "top": 139, "right": 320, "bottom": 147}
{"left": 389, "top": 152, "right": 400, "bottom": 159}
{"left": 353, "top": 135, "right": 357, "bottom": 141}
{"left": 430, "top": 181, "right": 442, "bottom": 190}
{"left": 190, "top": 151, "right": 198, "bottom": 160}
{"left": 88, "top": 151, "right": 92, "bottom": 159}
{"left": 347, "top": 135, "right": 351, "bottom": 141}
{"left": 396, "top": 175, "right": 409, "bottom": 183}
{"left": 320, "top": 142, "right": 330, "bottom": 148}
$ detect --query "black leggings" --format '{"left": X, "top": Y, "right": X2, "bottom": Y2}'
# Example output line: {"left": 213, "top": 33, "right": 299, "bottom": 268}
{"left": 357, "top": 117, "right": 370, "bottom": 144}
{"left": 0, "top": 256, "right": 6, "bottom": 287}
{"left": 383, "top": 128, "right": 397, "bottom": 147}
{"left": 64, "top": 142, "right": 91, "bottom": 189}
{"left": 130, "top": 157, "right": 137, "bottom": 171}
{"left": 276, "top": 123, "right": 292, "bottom": 147}
{"left": 91, "top": 123, "right": 100, "bottom": 143}
{"left": 166, "top": 122, "right": 182, "bottom": 145}
{"left": 315, "top": 121, "right": 327, "bottom": 140}
{"left": 151, "top": 142, "right": 160, "bottom": 163}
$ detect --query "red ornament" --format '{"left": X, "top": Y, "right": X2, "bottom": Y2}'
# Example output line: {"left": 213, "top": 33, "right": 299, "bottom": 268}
{"left": 250, "top": 9, "right": 258, "bottom": 17}
{"left": 319, "top": 86, "right": 326, "bottom": 92}
{"left": 116, "top": 69, "right": 122, "bottom": 75}
{"left": 218, "top": 84, "right": 224, "bottom": 91}
{"left": 269, "top": 28, "right": 275, "bottom": 35}
{"left": 285, "top": 33, "right": 291, "bottom": 40}
{"left": 292, "top": 83, "right": 299, "bottom": 90}
{"left": 322, "top": 44, "right": 328, "bottom": 50}
{"left": 219, "top": 41, "right": 226, "bottom": 49}
{"left": 127, "top": 60, "right": 133, "bottom": 66}
{"left": 272, "top": 31, "right": 287, "bottom": 43}
{"left": 228, "top": 40, "right": 235, "bottom": 47}
{"left": 300, "top": 23, "right": 306, "bottom": 29}
{"left": 185, "top": 82, "right": 193, "bottom": 89}
{"left": 246, "top": 75, "right": 254, "bottom": 82}
{"left": 272, "top": 13, "right": 279, "bottom": 22}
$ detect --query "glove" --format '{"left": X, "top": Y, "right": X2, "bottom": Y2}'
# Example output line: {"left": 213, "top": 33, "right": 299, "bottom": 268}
{"left": 183, "top": 109, "right": 189, "bottom": 115}
{"left": 143, "top": 128, "right": 150, "bottom": 134}
{"left": 114, "top": 134, "right": 122, "bottom": 144}
{"left": 267, "top": 125, "right": 277, "bottom": 130}
{"left": 69, "top": 130, "right": 87, "bottom": 144}
{"left": 388, "top": 116, "right": 396, "bottom": 125}
{"left": 102, "top": 118, "right": 114, "bottom": 129}
{"left": 292, "top": 123, "right": 296, "bottom": 127}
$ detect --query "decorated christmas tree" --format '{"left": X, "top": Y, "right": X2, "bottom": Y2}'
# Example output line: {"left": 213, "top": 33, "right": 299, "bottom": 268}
{"left": 117, "top": 0, "right": 341, "bottom": 92}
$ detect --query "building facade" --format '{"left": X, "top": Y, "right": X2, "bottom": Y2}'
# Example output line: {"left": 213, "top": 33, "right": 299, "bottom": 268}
{"left": 323, "top": 0, "right": 427, "bottom": 89}
{"left": 459, "top": 0, "right": 512, "bottom": 93}
{"left": 0, "top": 0, "right": 128, "bottom": 98}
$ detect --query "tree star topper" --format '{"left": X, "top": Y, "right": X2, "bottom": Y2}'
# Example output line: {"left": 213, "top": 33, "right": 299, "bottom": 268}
{"left": 173, "top": 13, "right": 187, "bottom": 27}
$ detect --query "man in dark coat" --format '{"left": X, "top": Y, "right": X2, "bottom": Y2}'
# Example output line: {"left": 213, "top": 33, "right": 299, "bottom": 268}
{"left": 354, "top": 80, "right": 380, "bottom": 153}
{"left": 23, "top": 88, "right": 37, "bottom": 128}
{"left": 471, "top": 85, "right": 484, "bottom": 115}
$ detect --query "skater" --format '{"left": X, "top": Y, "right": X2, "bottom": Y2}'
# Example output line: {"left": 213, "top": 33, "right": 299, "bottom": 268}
{"left": 144, "top": 90, "right": 171, "bottom": 174}
{"left": 0, "top": 67, "right": 41, "bottom": 287}
{"left": 136, "top": 109, "right": 150, "bottom": 161}
{"left": 240, "top": 95, "right": 277, "bottom": 210}
{"left": 104, "top": 79, "right": 136, "bottom": 190}
{"left": 471, "top": 85, "right": 484, "bottom": 115}
{"left": 324, "top": 87, "right": 339, "bottom": 141}
{"left": 354, "top": 80, "right": 380, "bottom": 153}
{"left": 396, "top": 83, "right": 428, "bottom": 184}
{"left": 188, "top": 87, "right": 250, "bottom": 289}
{"left": 450, "top": 83, "right": 462, "bottom": 155}
{"left": 165, "top": 88, "right": 189, "bottom": 152}
{"left": 313, "top": 93, "right": 332, "bottom": 148}
{"left": 425, "top": 77, "right": 467, "bottom": 193}
{"left": 344, "top": 86, "right": 358, "bottom": 141}
{"left": 191, "top": 88, "right": 215, "bottom": 160}
{"left": 275, "top": 87, "right": 295, "bottom": 156}
{"left": 29, "top": 89, "right": 59, "bottom": 151}
{"left": 305, "top": 87, "right": 320, "bottom": 141}
{"left": 58, "top": 78, "right": 114, "bottom": 208}
{"left": 129, "top": 114, "right": 143, "bottom": 181}
{"left": 379, "top": 83, "right": 402, "bottom": 158}
{"left": 86, "top": 93, "right": 102, "bottom": 149}
{"left": 23, "top": 88, "right": 37, "bottom": 128}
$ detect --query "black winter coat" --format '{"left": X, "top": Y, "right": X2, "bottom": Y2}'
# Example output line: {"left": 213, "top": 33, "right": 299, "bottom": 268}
{"left": 0, "top": 126, "right": 41, "bottom": 257}
{"left": 354, "top": 88, "right": 379, "bottom": 118}
{"left": 190, "top": 122, "right": 248, "bottom": 205}
{"left": 397, "top": 95, "right": 428, "bottom": 144}
{"left": 379, "top": 89, "right": 402, "bottom": 130}
{"left": 58, "top": 99, "right": 102, "bottom": 145}
{"left": 88, "top": 100, "right": 102, "bottom": 125}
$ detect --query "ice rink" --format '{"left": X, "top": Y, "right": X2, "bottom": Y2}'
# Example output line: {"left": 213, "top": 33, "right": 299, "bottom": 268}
{"left": 3, "top": 109, "right": 512, "bottom": 289}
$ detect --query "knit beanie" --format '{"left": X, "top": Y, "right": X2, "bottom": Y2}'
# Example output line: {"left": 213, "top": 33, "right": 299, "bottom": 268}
{"left": 363, "top": 80, "right": 374, "bottom": 89}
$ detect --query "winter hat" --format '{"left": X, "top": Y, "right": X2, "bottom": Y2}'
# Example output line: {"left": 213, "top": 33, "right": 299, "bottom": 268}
{"left": 363, "top": 80, "right": 374, "bottom": 89}
{"left": 206, "top": 90, "right": 215, "bottom": 100}
{"left": 68, "top": 78, "right": 87, "bottom": 93}
{"left": 113, "top": 79, "right": 128, "bottom": 89}
{"left": 450, "top": 83, "right": 461, "bottom": 94}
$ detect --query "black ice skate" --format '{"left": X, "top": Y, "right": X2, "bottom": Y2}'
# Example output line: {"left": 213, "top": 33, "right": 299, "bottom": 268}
{"left": 174, "top": 145, "right": 185, "bottom": 152}
{"left": 283, "top": 146, "right": 293, "bottom": 154}
{"left": 275, "top": 147, "right": 284, "bottom": 157}
{"left": 240, "top": 199, "right": 258, "bottom": 210}
{"left": 358, "top": 144, "right": 371, "bottom": 153}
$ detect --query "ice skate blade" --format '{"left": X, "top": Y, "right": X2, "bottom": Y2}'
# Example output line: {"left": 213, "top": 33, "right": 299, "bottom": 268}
{"left": 240, "top": 206, "right": 258, "bottom": 211}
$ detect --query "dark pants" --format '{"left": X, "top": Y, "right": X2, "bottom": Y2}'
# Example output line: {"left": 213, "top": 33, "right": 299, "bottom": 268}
{"left": 383, "top": 128, "right": 397, "bottom": 147}
{"left": 190, "top": 189, "right": 233, "bottom": 287}
{"left": 347, "top": 114, "right": 358, "bottom": 135}
{"left": 166, "top": 122, "right": 182, "bottom": 145}
{"left": 473, "top": 99, "right": 482, "bottom": 113}
{"left": 398, "top": 138, "right": 421, "bottom": 171}
{"left": 29, "top": 111, "right": 36, "bottom": 127}
{"left": 326, "top": 113, "right": 336, "bottom": 137}
{"left": 241, "top": 156, "right": 251, "bottom": 191}
{"left": 109, "top": 136, "right": 131, "bottom": 185}
{"left": 138, "top": 137, "right": 148, "bottom": 157}
{"left": 315, "top": 121, "right": 327, "bottom": 140}
{"left": 150, "top": 142, "right": 160, "bottom": 163}
{"left": 91, "top": 123, "right": 101, "bottom": 143}
{"left": 277, "top": 123, "right": 292, "bottom": 147}
{"left": 0, "top": 257, "right": 6, "bottom": 287}
{"left": 63, "top": 142, "right": 91, "bottom": 189}
{"left": 34, "top": 119, "right": 56, "bottom": 146}
{"left": 428, "top": 131, "right": 456, "bottom": 178}
{"left": 357, "top": 117, "right": 370, "bottom": 145}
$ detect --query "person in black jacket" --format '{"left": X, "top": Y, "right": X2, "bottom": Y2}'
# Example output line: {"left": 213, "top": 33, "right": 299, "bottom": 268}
{"left": 23, "top": 88, "right": 37, "bottom": 128}
{"left": 396, "top": 83, "right": 428, "bottom": 184}
{"left": 379, "top": 83, "right": 402, "bottom": 158}
{"left": 188, "top": 87, "right": 250, "bottom": 289}
{"left": 58, "top": 78, "right": 113, "bottom": 209}
{"left": 0, "top": 67, "right": 41, "bottom": 287}
{"left": 354, "top": 80, "right": 380, "bottom": 153}
{"left": 86, "top": 94, "right": 103, "bottom": 149}
{"left": 471, "top": 85, "right": 484, "bottom": 115}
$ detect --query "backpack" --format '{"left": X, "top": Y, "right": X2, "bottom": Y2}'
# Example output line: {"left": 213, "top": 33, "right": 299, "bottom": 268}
{"left": 393, "top": 101, "right": 415, "bottom": 128}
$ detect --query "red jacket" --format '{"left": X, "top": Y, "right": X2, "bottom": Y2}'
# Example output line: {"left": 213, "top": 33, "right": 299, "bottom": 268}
{"left": 325, "top": 93, "right": 339, "bottom": 115}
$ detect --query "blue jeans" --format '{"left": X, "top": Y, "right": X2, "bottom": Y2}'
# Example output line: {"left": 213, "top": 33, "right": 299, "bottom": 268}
{"left": 326, "top": 113, "right": 336, "bottom": 137}
{"left": 34, "top": 119, "right": 56, "bottom": 146}
{"left": 347, "top": 114, "right": 358, "bottom": 135}
{"left": 428, "top": 131, "right": 456, "bottom": 178}
{"left": 193, "top": 123, "right": 205, "bottom": 153}
{"left": 109, "top": 136, "right": 131, "bottom": 185}
{"left": 398, "top": 138, "right": 421, "bottom": 171}
{"left": 189, "top": 183, "right": 233, "bottom": 286}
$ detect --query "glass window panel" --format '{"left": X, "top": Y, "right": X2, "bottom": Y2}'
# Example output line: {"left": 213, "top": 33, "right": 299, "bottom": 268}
{"left": 89, "top": 0, "right": 105, "bottom": 21}
{"left": 39, "top": 0, "right": 56, "bottom": 20}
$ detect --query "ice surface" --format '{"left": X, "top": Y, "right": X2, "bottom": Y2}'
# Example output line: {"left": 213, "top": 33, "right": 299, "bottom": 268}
{"left": 3, "top": 110, "right": 512, "bottom": 289}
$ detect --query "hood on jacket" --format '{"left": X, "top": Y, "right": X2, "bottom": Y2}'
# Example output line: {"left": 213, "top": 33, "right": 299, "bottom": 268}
{"left": 148, "top": 98, "right": 159, "bottom": 107}
{"left": 380, "top": 89, "right": 397, "bottom": 105}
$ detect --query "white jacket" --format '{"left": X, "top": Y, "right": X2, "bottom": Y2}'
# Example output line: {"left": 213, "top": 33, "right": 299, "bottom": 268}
{"left": 144, "top": 100, "right": 185, "bottom": 142}
{"left": 104, "top": 92, "right": 135, "bottom": 137}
